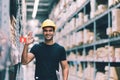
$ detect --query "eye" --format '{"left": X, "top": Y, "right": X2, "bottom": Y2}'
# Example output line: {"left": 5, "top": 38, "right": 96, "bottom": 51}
{"left": 43, "top": 30, "right": 53, "bottom": 32}
{"left": 43, "top": 30, "right": 47, "bottom": 32}
{"left": 49, "top": 30, "right": 53, "bottom": 32}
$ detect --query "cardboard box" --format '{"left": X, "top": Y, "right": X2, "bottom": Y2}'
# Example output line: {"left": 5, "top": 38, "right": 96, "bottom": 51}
{"left": 90, "top": 11, "right": 95, "bottom": 19}
{"left": 78, "top": 12, "right": 84, "bottom": 26}
{"left": 105, "top": 66, "right": 118, "bottom": 80}
{"left": 115, "top": 48, "right": 120, "bottom": 62}
{"left": 90, "top": 0, "right": 96, "bottom": 12}
{"left": 83, "top": 29, "right": 90, "bottom": 44}
{"left": 106, "top": 27, "right": 112, "bottom": 36}
{"left": 112, "top": 9, "right": 120, "bottom": 32}
{"left": 108, "top": 0, "right": 115, "bottom": 8}
{"left": 84, "top": 14, "right": 89, "bottom": 23}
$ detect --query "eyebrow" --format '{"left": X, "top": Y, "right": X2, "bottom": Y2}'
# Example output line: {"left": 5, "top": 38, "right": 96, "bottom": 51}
{"left": 43, "top": 29, "right": 53, "bottom": 31}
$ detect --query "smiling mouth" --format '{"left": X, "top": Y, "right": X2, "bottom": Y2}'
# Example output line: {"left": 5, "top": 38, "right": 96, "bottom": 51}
{"left": 46, "top": 35, "right": 50, "bottom": 37}
{"left": 45, "top": 35, "right": 52, "bottom": 38}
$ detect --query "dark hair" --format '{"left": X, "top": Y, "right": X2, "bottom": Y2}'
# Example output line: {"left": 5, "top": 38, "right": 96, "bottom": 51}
{"left": 42, "top": 26, "right": 55, "bottom": 31}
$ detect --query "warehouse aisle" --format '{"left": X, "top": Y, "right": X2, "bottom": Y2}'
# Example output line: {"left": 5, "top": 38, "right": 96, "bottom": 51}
{"left": 1, "top": 0, "right": 120, "bottom": 80}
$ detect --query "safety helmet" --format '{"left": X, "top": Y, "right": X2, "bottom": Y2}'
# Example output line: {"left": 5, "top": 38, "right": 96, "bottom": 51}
{"left": 41, "top": 19, "right": 56, "bottom": 30}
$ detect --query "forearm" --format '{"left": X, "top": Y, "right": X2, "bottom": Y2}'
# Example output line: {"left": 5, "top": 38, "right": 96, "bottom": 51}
{"left": 21, "top": 44, "right": 29, "bottom": 64}
{"left": 62, "top": 67, "right": 69, "bottom": 80}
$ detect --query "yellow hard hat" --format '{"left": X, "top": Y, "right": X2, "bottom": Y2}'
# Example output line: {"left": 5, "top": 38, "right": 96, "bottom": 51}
{"left": 41, "top": 19, "right": 56, "bottom": 30}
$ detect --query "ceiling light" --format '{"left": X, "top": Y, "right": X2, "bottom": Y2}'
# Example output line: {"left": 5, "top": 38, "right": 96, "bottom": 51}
{"left": 32, "top": 0, "right": 40, "bottom": 19}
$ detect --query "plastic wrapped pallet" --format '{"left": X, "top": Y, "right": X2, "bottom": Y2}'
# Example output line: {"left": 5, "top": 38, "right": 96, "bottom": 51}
{"left": 109, "top": 0, "right": 120, "bottom": 8}
{"left": 105, "top": 46, "right": 115, "bottom": 62}
{"left": 106, "top": 27, "right": 112, "bottom": 37}
{"left": 69, "top": 35, "right": 73, "bottom": 48}
{"left": 76, "top": 0, "right": 87, "bottom": 9}
{"left": 95, "top": 72, "right": 106, "bottom": 80}
{"left": 108, "top": 0, "right": 115, "bottom": 8}
{"left": 71, "top": 34, "right": 74, "bottom": 48}
{"left": 77, "top": 63, "right": 83, "bottom": 78}
{"left": 77, "top": 52, "right": 85, "bottom": 61}
{"left": 71, "top": 18, "right": 76, "bottom": 30}
{"left": 90, "top": 0, "right": 96, "bottom": 12}
{"left": 75, "top": 32, "right": 79, "bottom": 46}
{"left": 78, "top": 12, "right": 84, "bottom": 26}
{"left": 65, "top": 35, "right": 70, "bottom": 49}
{"left": 76, "top": 17, "right": 80, "bottom": 28}
{"left": 86, "top": 50, "right": 94, "bottom": 61}
{"left": 83, "top": 30, "right": 94, "bottom": 44}
{"left": 77, "top": 31, "right": 83, "bottom": 45}
{"left": 98, "top": 4, "right": 107, "bottom": 13}
{"left": 90, "top": 0, "right": 96, "bottom": 18}
{"left": 115, "top": 48, "right": 120, "bottom": 62}
{"left": 88, "top": 32, "right": 94, "bottom": 43}
{"left": 84, "top": 63, "right": 95, "bottom": 80}
{"left": 76, "top": 0, "right": 83, "bottom": 9}
{"left": 112, "top": 9, "right": 120, "bottom": 32}
{"left": 69, "top": 65, "right": 76, "bottom": 76}
{"left": 95, "top": 4, "right": 107, "bottom": 16}
{"left": 67, "top": 52, "right": 76, "bottom": 61}
{"left": 84, "top": 14, "right": 89, "bottom": 23}
{"left": 83, "top": 29, "right": 90, "bottom": 44}
{"left": 90, "top": 11, "right": 95, "bottom": 19}
{"left": 96, "top": 47, "right": 108, "bottom": 61}
{"left": 72, "top": 33, "right": 77, "bottom": 47}
{"left": 105, "top": 66, "right": 118, "bottom": 80}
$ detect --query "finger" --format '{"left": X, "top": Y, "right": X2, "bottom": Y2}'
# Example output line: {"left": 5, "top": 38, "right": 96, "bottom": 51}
{"left": 31, "top": 38, "right": 34, "bottom": 43}
{"left": 28, "top": 31, "right": 33, "bottom": 36}
{"left": 29, "top": 36, "right": 34, "bottom": 40}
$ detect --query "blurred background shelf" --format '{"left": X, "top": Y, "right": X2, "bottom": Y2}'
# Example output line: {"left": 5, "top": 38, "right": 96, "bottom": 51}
{"left": 1, "top": 0, "right": 120, "bottom": 80}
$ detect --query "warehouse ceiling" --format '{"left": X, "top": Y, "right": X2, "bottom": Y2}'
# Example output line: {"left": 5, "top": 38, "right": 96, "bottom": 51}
{"left": 26, "top": 0, "right": 59, "bottom": 22}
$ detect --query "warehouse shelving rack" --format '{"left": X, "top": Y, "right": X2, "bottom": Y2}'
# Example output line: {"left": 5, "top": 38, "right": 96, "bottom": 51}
{"left": 10, "top": 0, "right": 27, "bottom": 80}
{"left": 57, "top": 0, "right": 90, "bottom": 32}
{"left": 0, "top": 0, "right": 26, "bottom": 80}
{"left": 55, "top": 0, "right": 120, "bottom": 80}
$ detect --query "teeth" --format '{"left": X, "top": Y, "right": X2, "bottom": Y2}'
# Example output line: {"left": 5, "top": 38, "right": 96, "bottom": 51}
{"left": 46, "top": 35, "right": 50, "bottom": 37}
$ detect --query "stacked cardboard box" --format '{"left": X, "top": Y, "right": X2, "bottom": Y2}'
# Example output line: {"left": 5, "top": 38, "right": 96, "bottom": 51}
{"left": 112, "top": 9, "right": 120, "bottom": 33}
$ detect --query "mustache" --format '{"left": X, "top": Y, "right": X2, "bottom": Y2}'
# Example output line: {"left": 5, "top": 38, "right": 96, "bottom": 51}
{"left": 45, "top": 34, "right": 53, "bottom": 36}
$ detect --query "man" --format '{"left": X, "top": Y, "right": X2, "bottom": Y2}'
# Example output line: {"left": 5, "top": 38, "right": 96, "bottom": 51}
{"left": 21, "top": 19, "right": 69, "bottom": 80}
